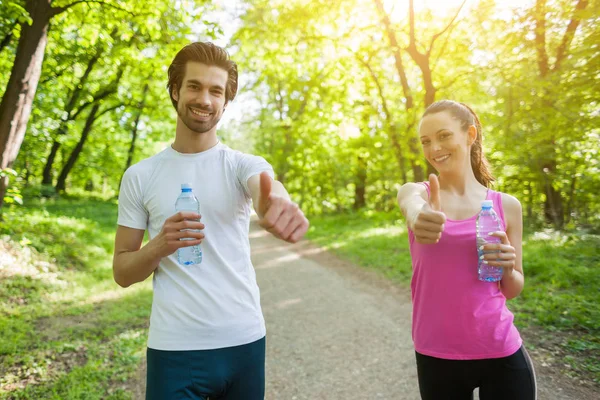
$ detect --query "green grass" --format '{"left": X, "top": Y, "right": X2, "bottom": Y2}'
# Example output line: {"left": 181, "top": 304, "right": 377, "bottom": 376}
{"left": 305, "top": 210, "right": 414, "bottom": 282}
{"left": 306, "top": 210, "right": 600, "bottom": 383}
{"left": 0, "top": 197, "right": 151, "bottom": 399}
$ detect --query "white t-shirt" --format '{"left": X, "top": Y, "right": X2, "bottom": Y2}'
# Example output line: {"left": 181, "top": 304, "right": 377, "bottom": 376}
{"left": 117, "top": 142, "right": 273, "bottom": 350}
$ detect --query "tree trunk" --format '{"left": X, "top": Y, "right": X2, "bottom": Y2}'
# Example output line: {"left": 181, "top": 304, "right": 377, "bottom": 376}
{"left": 55, "top": 104, "right": 100, "bottom": 192}
{"left": 42, "top": 139, "right": 61, "bottom": 184}
{"left": 354, "top": 156, "right": 367, "bottom": 210}
{"left": 409, "top": 139, "right": 425, "bottom": 182}
{"left": 359, "top": 57, "right": 408, "bottom": 183}
{"left": 406, "top": 43, "right": 436, "bottom": 107}
{"left": 406, "top": 0, "right": 466, "bottom": 108}
{"left": 565, "top": 174, "right": 577, "bottom": 225}
{"left": 55, "top": 99, "right": 122, "bottom": 192}
{"left": 124, "top": 84, "right": 150, "bottom": 172}
{"left": 388, "top": 124, "right": 407, "bottom": 183}
{"left": 542, "top": 160, "right": 564, "bottom": 229}
{"left": 526, "top": 180, "right": 533, "bottom": 222}
{"left": 24, "top": 157, "right": 31, "bottom": 187}
{"left": 532, "top": 0, "right": 587, "bottom": 229}
{"left": 42, "top": 51, "right": 103, "bottom": 185}
{"left": 124, "top": 113, "right": 141, "bottom": 171}
{"left": 0, "top": 0, "right": 54, "bottom": 208}
{"left": 373, "top": 0, "right": 425, "bottom": 182}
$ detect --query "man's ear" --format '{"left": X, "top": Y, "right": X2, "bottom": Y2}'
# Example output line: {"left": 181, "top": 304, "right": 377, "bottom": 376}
{"left": 171, "top": 85, "right": 179, "bottom": 102}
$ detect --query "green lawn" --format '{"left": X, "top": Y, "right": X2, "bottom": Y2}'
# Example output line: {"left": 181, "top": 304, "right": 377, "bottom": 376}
{"left": 306, "top": 210, "right": 600, "bottom": 383}
{"left": 0, "top": 197, "right": 151, "bottom": 399}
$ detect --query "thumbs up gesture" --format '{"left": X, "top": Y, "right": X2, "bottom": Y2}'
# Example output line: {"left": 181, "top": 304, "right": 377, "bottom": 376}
{"left": 411, "top": 174, "right": 446, "bottom": 244}
{"left": 257, "top": 172, "right": 309, "bottom": 243}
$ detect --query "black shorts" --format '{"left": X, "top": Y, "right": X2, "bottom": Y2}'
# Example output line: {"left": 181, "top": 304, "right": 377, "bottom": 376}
{"left": 415, "top": 346, "right": 537, "bottom": 400}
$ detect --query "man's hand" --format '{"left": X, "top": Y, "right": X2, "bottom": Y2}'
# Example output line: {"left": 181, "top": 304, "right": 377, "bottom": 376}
{"left": 257, "top": 172, "right": 309, "bottom": 243}
{"left": 113, "top": 212, "right": 205, "bottom": 288}
{"left": 410, "top": 174, "right": 446, "bottom": 244}
{"left": 149, "top": 211, "right": 205, "bottom": 258}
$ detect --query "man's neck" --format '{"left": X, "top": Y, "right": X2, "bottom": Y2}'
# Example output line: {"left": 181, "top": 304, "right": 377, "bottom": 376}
{"left": 172, "top": 125, "right": 219, "bottom": 154}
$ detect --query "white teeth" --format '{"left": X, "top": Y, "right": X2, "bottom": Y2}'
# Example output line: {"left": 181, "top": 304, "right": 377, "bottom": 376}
{"left": 190, "top": 108, "right": 210, "bottom": 117}
{"left": 434, "top": 155, "right": 450, "bottom": 162}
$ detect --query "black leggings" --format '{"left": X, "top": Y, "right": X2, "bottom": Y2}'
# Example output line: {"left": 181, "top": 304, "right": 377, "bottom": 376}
{"left": 415, "top": 346, "right": 537, "bottom": 400}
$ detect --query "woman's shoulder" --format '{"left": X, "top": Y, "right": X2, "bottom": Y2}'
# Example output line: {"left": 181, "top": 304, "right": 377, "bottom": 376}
{"left": 498, "top": 192, "right": 522, "bottom": 216}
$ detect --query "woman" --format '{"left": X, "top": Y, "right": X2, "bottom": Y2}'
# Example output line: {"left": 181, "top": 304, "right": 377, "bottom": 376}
{"left": 397, "top": 100, "right": 536, "bottom": 399}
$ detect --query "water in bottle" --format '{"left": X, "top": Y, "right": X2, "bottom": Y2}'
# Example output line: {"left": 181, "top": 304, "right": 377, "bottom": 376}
{"left": 175, "top": 183, "right": 202, "bottom": 266}
{"left": 476, "top": 200, "right": 503, "bottom": 282}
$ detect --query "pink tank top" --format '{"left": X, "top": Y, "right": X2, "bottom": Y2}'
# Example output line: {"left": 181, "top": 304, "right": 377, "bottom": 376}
{"left": 408, "top": 183, "right": 522, "bottom": 360}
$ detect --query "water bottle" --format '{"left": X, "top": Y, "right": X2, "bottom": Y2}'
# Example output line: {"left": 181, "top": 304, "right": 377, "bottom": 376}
{"left": 175, "top": 183, "right": 202, "bottom": 266}
{"left": 476, "top": 200, "right": 503, "bottom": 282}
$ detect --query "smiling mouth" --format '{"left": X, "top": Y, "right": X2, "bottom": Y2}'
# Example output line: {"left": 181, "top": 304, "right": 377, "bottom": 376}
{"left": 189, "top": 107, "right": 211, "bottom": 118}
{"left": 434, "top": 154, "right": 450, "bottom": 163}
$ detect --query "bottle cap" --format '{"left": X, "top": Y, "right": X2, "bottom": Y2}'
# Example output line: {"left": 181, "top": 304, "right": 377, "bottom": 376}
{"left": 482, "top": 200, "right": 493, "bottom": 208}
{"left": 181, "top": 183, "right": 192, "bottom": 190}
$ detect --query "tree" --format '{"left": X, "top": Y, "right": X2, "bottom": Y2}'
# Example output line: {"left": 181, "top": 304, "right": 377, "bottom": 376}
{"left": 532, "top": 0, "right": 590, "bottom": 228}
{"left": 41, "top": 38, "right": 107, "bottom": 185}
{"left": 0, "top": 0, "right": 133, "bottom": 209}
{"left": 4, "top": 0, "right": 216, "bottom": 201}
{"left": 55, "top": 67, "right": 124, "bottom": 191}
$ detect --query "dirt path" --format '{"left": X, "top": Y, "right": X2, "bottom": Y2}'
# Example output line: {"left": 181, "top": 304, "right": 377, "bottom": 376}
{"left": 130, "top": 221, "right": 599, "bottom": 399}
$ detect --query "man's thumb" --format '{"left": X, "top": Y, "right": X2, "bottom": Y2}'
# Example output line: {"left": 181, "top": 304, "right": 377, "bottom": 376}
{"left": 259, "top": 172, "right": 272, "bottom": 211}
{"left": 428, "top": 174, "right": 441, "bottom": 212}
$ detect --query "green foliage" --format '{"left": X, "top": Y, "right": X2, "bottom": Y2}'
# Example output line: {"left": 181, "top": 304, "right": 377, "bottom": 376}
{"left": 0, "top": 168, "right": 22, "bottom": 205}
{"left": 230, "top": 0, "right": 600, "bottom": 230}
{"left": 0, "top": 198, "right": 151, "bottom": 399}
{"left": 2, "top": 1, "right": 31, "bottom": 25}
{"left": 512, "top": 231, "right": 600, "bottom": 328}
{"left": 3, "top": 0, "right": 597, "bottom": 229}
{"left": 6, "top": 0, "right": 218, "bottom": 198}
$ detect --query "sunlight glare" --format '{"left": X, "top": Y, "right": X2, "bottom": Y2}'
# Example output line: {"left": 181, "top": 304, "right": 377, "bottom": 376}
{"left": 381, "top": 0, "right": 532, "bottom": 20}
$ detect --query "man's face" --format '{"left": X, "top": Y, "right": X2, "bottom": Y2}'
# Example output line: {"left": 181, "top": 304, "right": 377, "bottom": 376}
{"left": 172, "top": 62, "right": 229, "bottom": 134}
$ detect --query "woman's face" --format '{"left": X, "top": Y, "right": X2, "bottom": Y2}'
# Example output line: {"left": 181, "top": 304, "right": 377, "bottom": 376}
{"left": 418, "top": 110, "right": 476, "bottom": 174}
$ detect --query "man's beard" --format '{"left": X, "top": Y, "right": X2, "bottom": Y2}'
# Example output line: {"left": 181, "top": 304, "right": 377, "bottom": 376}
{"left": 178, "top": 104, "right": 222, "bottom": 134}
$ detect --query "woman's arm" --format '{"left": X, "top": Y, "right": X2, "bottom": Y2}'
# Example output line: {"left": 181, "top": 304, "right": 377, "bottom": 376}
{"left": 487, "top": 194, "right": 525, "bottom": 299}
{"left": 397, "top": 175, "right": 446, "bottom": 244}
{"left": 397, "top": 182, "right": 429, "bottom": 230}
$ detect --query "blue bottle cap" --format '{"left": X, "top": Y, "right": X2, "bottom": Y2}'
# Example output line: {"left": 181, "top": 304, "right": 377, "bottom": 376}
{"left": 181, "top": 183, "right": 192, "bottom": 190}
{"left": 482, "top": 200, "right": 493, "bottom": 208}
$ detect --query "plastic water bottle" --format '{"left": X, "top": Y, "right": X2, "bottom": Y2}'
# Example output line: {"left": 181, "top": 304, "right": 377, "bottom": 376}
{"left": 476, "top": 200, "right": 503, "bottom": 282}
{"left": 175, "top": 183, "right": 202, "bottom": 266}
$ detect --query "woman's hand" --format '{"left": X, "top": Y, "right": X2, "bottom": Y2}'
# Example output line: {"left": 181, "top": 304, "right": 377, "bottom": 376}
{"left": 480, "top": 231, "right": 516, "bottom": 276}
{"left": 410, "top": 174, "right": 446, "bottom": 244}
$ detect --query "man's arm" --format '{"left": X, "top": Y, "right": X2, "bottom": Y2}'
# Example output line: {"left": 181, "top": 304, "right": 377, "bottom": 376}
{"left": 113, "top": 212, "right": 205, "bottom": 288}
{"left": 247, "top": 173, "right": 289, "bottom": 216}
{"left": 247, "top": 172, "right": 309, "bottom": 243}
{"left": 113, "top": 226, "right": 161, "bottom": 288}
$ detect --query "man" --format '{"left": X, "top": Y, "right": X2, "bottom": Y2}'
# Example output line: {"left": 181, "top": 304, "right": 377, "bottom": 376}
{"left": 113, "top": 42, "right": 309, "bottom": 400}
